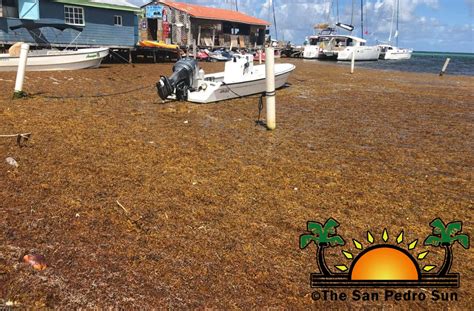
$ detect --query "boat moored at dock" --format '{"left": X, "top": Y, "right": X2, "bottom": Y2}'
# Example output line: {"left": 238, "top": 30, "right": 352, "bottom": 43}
{"left": 0, "top": 47, "right": 109, "bottom": 72}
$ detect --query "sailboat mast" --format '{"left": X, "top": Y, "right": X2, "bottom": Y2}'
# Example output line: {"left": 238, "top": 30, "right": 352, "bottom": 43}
{"left": 388, "top": 0, "right": 395, "bottom": 42}
{"left": 235, "top": 0, "right": 238, "bottom": 11}
{"left": 272, "top": 0, "right": 278, "bottom": 40}
{"left": 396, "top": 0, "right": 400, "bottom": 46}
{"left": 361, "top": 0, "right": 364, "bottom": 38}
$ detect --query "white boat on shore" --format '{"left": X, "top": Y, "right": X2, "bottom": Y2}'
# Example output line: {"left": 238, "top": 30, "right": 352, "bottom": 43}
{"left": 157, "top": 55, "right": 295, "bottom": 104}
{"left": 0, "top": 22, "right": 109, "bottom": 71}
{"left": 0, "top": 47, "right": 109, "bottom": 72}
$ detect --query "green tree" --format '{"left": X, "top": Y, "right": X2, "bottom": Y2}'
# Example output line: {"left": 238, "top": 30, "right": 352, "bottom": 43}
{"left": 300, "top": 218, "right": 345, "bottom": 276}
{"left": 424, "top": 218, "right": 470, "bottom": 276}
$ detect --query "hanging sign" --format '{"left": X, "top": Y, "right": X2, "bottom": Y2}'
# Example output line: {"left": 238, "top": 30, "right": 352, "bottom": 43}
{"left": 146, "top": 5, "right": 163, "bottom": 19}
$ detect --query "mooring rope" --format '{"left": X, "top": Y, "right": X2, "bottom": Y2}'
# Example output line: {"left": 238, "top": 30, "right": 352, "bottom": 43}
{"left": 256, "top": 92, "right": 266, "bottom": 126}
{"left": 0, "top": 133, "right": 31, "bottom": 147}
{"left": 38, "top": 84, "right": 155, "bottom": 99}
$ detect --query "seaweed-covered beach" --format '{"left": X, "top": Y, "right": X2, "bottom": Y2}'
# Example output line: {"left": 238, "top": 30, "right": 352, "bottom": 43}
{"left": 1, "top": 60, "right": 473, "bottom": 308}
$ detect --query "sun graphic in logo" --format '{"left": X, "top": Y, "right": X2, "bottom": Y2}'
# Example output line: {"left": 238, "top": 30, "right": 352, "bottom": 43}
{"left": 300, "top": 218, "right": 469, "bottom": 288}
{"left": 335, "top": 230, "right": 434, "bottom": 281}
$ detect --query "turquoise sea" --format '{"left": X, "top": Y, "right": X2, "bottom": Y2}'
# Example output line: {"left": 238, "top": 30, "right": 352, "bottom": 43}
{"left": 345, "top": 52, "right": 474, "bottom": 76}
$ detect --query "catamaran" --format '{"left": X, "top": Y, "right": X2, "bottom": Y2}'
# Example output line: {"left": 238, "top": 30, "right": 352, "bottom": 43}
{"left": 304, "top": 34, "right": 380, "bottom": 61}
{"left": 303, "top": 22, "right": 380, "bottom": 61}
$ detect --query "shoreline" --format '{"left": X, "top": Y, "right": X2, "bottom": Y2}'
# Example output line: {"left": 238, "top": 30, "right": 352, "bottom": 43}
{"left": 303, "top": 56, "right": 474, "bottom": 77}
{"left": 1, "top": 61, "right": 473, "bottom": 308}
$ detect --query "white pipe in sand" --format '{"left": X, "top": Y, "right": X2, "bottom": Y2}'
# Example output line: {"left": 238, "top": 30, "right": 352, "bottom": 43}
{"left": 259, "top": 50, "right": 262, "bottom": 64}
{"left": 14, "top": 43, "right": 29, "bottom": 98}
{"left": 265, "top": 47, "right": 276, "bottom": 130}
{"left": 351, "top": 49, "right": 356, "bottom": 74}
{"left": 439, "top": 58, "right": 451, "bottom": 76}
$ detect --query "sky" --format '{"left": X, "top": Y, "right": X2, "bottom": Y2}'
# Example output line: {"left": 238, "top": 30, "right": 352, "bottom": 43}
{"left": 132, "top": 0, "right": 474, "bottom": 53}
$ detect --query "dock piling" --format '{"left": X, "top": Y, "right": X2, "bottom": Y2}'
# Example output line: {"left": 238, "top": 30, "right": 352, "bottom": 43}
{"left": 350, "top": 49, "right": 356, "bottom": 74}
{"left": 265, "top": 47, "right": 276, "bottom": 131}
{"left": 13, "top": 43, "right": 29, "bottom": 99}
{"left": 439, "top": 58, "right": 451, "bottom": 76}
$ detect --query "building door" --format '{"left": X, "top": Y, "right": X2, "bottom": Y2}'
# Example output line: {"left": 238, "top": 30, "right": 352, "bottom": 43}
{"left": 148, "top": 19, "right": 157, "bottom": 41}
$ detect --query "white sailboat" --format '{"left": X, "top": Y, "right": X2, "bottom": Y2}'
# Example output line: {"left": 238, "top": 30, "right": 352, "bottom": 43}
{"left": 157, "top": 55, "right": 295, "bottom": 104}
{"left": 378, "top": 0, "right": 412, "bottom": 60}
{"left": 378, "top": 44, "right": 412, "bottom": 60}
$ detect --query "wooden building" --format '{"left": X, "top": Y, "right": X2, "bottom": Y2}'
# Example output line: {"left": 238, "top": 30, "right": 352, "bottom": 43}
{"left": 0, "top": 0, "right": 140, "bottom": 49}
{"left": 141, "top": 0, "right": 270, "bottom": 49}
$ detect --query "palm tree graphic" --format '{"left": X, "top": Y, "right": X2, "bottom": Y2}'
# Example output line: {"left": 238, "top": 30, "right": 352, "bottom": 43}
{"left": 300, "top": 218, "right": 345, "bottom": 276}
{"left": 424, "top": 218, "right": 470, "bottom": 276}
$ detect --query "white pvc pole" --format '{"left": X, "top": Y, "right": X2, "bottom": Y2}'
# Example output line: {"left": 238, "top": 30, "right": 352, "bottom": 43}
{"left": 439, "top": 58, "right": 450, "bottom": 76}
{"left": 265, "top": 47, "right": 276, "bottom": 130}
{"left": 350, "top": 49, "right": 356, "bottom": 74}
{"left": 14, "top": 43, "right": 29, "bottom": 97}
{"left": 259, "top": 49, "right": 262, "bottom": 64}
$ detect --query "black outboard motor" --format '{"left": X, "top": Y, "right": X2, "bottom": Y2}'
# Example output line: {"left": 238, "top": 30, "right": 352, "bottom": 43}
{"left": 156, "top": 58, "right": 198, "bottom": 101}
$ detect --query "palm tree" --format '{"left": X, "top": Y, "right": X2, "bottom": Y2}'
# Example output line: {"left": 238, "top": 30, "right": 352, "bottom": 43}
{"left": 300, "top": 218, "right": 345, "bottom": 276}
{"left": 424, "top": 218, "right": 470, "bottom": 276}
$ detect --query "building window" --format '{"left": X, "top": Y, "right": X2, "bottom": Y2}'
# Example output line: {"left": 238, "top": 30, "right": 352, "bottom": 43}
{"left": 2, "top": 0, "right": 19, "bottom": 18}
{"left": 64, "top": 5, "right": 84, "bottom": 26}
{"left": 114, "top": 15, "right": 122, "bottom": 26}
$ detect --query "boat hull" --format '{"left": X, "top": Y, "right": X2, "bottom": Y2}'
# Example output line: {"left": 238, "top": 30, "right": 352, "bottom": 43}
{"left": 303, "top": 46, "right": 323, "bottom": 59}
{"left": 187, "top": 63, "right": 295, "bottom": 104}
{"left": 381, "top": 51, "right": 412, "bottom": 60}
{"left": 337, "top": 46, "right": 380, "bottom": 61}
{"left": 378, "top": 45, "right": 413, "bottom": 60}
{"left": 0, "top": 48, "right": 109, "bottom": 72}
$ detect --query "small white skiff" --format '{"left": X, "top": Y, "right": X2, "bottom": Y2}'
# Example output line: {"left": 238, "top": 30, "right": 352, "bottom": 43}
{"left": 0, "top": 47, "right": 109, "bottom": 72}
{"left": 157, "top": 55, "right": 295, "bottom": 104}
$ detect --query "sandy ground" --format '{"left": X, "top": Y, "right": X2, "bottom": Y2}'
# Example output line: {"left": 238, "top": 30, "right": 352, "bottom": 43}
{"left": 0, "top": 60, "right": 473, "bottom": 309}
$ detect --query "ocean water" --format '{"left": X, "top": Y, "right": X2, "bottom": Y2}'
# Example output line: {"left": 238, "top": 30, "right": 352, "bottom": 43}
{"left": 339, "top": 52, "right": 474, "bottom": 76}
